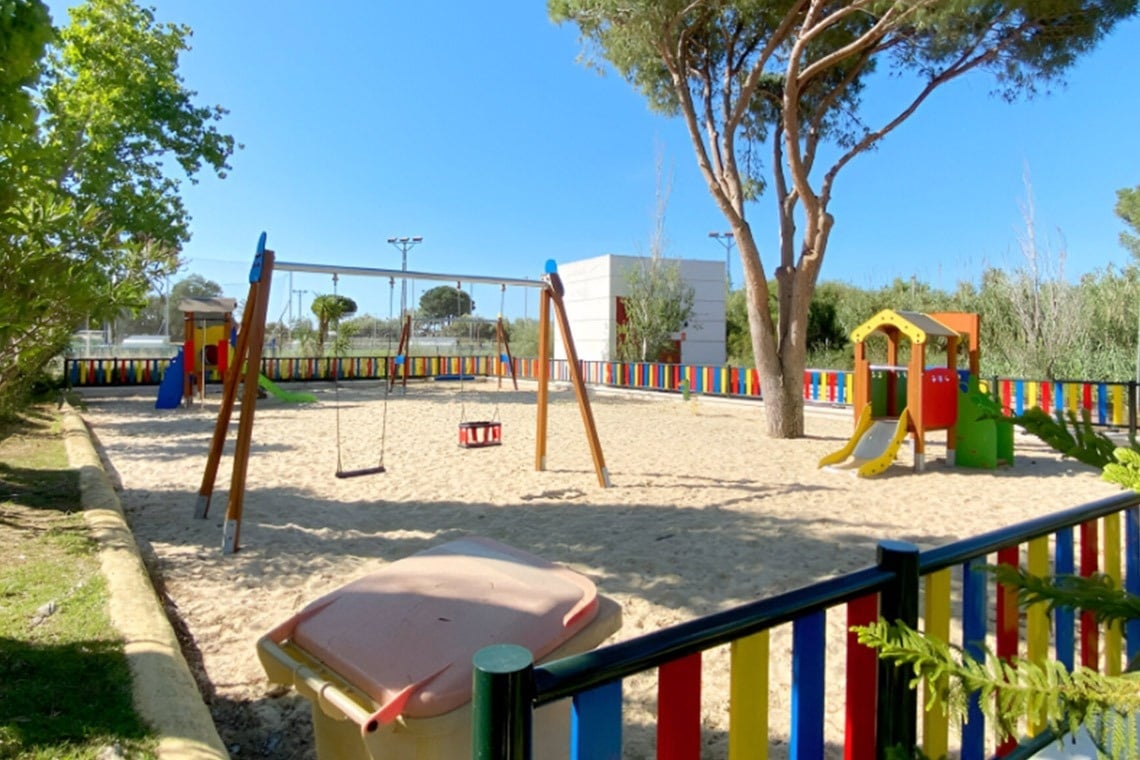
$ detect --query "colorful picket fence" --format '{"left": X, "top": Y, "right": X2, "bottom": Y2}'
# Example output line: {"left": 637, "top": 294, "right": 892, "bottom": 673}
{"left": 473, "top": 491, "right": 1140, "bottom": 759}
{"left": 67, "top": 357, "right": 176, "bottom": 386}
{"left": 63, "top": 356, "right": 1135, "bottom": 430}
{"left": 64, "top": 355, "right": 507, "bottom": 386}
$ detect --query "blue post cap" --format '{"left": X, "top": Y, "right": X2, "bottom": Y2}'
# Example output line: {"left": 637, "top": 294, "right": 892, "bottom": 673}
{"left": 544, "top": 259, "right": 558, "bottom": 274}
{"left": 249, "top": 232, "right": 268, "bottom": 283}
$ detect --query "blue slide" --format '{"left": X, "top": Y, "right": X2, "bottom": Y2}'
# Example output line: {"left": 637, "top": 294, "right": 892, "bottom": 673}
{"left": 154, "top": 348, "right": 185, "bottom": 409}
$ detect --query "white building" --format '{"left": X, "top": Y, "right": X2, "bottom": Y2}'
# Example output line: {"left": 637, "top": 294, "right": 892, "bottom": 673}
{"left": 553, "top": 254, "right": 726, "bottom": 365}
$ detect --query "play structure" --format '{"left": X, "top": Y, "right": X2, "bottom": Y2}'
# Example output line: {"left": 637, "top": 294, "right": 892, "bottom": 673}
{"left": 819, "top": 310, "right": 1013, "bottom": 477}
{"left": 197, "top": 233, "right": 609, "bottom": 554}
{"left": 155, "top": 297, "right": 234, "bottom": 409}
{"left": 155, "top": 296, "right": 316, "bottom": 409}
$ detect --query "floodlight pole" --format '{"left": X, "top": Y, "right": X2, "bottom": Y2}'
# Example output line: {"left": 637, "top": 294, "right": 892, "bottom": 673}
{"left": 709, "top": 231, "right": 736, "bottom": 291}
{"left": 386, "top": 236, "right": 423, "bottom": 318}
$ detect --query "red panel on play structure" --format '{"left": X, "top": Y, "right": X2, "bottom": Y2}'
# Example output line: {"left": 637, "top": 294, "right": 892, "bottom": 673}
{"left": 922, "top": 367, "right": 959, "bottom": 430}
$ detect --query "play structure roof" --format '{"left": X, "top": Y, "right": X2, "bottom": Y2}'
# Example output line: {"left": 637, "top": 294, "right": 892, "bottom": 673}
{"left": 179, "top": 297, "right": 236, "bottom": 315}
{"left": 850, "top": 309, "right": 959, "bottom": 344}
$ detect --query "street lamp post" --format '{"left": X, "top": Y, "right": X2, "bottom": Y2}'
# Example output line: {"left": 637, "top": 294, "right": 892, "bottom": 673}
{"left": 294, "top": 289, "right": 310, "bottom": 321}
{"left": 386, "top": 236, "right": 423, "bottom": 318}
{"left": 709, "top": 231, "right": 736, "bottom": 291}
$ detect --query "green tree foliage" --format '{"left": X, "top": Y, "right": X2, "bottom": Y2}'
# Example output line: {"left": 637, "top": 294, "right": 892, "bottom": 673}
{"left": 507, "top": 317, "right": 547, "bottom": 360}
{"left": 0, "top": 0, "right": 235, "bottom": 412}
{"left": 0, "top": 1, "right": 52, "bottom": 202}
{"left": 550, "top": 0, "right": 1135, "bottom": 438}
{"left": 418, "top": 286, "right": 472, "bottom": 324}
{"left": 164, "top": 274, "right": 224, "bottom": 335}
{"left": 1116, "top": 187, "right": 1140, "bottom": 260}
{"left": 728, "top": 283, "right": 847, "bottom": 368}
{"left": 726, "top": 289, "right": 753, "bottom": 366}
{"left": 340, "top": 314, "right": 402, "bottom": 345}
{"left": 758, "top": 260, "right": 1140, "bottom": 382}
{"left": 310, "top": 294, "right": 357, "bottom": 354}
{"left": 1076, "top": 265, "right": 1140, "bottom": 381}
{"left": 616, "top": 258, "right": 696, "bottom": 362}
{"left": 441, "top": 316, "right": 496, "bottom": 346}
{"left": 42, "top": 0, "right": 235, "bottom": 247}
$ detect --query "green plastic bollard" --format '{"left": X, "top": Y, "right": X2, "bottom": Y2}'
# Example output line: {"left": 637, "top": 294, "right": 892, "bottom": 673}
{"left": 472, "top": 644, "right": 534, "bottom": 760}
{"left": 681, "top": 379, "right": 690, "bottom": 401}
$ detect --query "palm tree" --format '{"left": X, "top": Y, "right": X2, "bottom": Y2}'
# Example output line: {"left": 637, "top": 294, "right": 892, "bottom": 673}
{"left": 310, "top": 294, "right": 357, "bottom": 354}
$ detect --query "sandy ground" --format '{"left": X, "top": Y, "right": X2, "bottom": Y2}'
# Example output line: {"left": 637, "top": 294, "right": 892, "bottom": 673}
{"left": 76, "top": 380, "right": 1122, "bottom": 759}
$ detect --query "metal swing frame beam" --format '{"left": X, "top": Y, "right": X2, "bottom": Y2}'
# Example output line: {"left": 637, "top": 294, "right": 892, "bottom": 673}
{"left": 195, "top": 237, "right": 609, "bottom": 554}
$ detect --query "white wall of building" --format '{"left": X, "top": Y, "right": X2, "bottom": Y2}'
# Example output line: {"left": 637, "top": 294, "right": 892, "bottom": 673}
{"left": 554, "top": 254, "right": 726, "bottom": 366}
{"left": 552, "top": 255, "right": 614, "bottom": 362}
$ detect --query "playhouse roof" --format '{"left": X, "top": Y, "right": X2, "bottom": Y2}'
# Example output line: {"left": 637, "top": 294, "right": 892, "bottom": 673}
{"left": 179, "top": 297, "right": 236, "bottom": 315}
{"left": 850, "top": 309, "right": 959, "bottom": 345}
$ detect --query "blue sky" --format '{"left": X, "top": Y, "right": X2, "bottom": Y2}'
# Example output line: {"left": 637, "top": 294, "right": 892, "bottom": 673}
{"left": 48, "top": 2, "right": 1140, "bottom": 321}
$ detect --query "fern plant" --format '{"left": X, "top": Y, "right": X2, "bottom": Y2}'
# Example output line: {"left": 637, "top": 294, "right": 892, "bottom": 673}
{"left": 856, "top": 405, "right": 1140, "bottom": 758}
{"left": 857, "top": 619, "right": 1140, "bottom": 757}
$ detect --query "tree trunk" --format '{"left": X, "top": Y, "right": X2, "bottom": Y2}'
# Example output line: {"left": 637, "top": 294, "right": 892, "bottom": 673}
{"left": 763, "top": 345, "right": 806, "bottom": 438}
{"left": 733, "top": 226, "right": 803, "bottom": 438}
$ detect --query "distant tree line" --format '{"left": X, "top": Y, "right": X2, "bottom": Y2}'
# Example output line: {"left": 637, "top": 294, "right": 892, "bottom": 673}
{"left": 728, "top": 263, "right": 1140, "bottom": 382}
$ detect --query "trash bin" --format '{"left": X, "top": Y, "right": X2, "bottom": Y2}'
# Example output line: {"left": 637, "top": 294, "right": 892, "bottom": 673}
{"left": 257, "top": 536, "right": 622, "bottom": 760}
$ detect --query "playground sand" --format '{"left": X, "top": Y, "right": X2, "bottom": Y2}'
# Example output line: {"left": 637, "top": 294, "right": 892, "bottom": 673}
{"left": 78, "top": 381, "right": 1121, "bottom": 759}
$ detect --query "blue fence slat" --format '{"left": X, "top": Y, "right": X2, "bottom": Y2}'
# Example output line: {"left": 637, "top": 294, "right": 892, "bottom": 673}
{"left": 790, "top": 611, "right": 825, "bottom": 760}
{"left": 961, "top": 558, "right": 988, "bottom": 760}
{"left": 570, "top": 681, "right": 622, "bottom": 760}
{"left": 1055, "top": 527, "right": 1075, "bottom": 671}
{"left": 1014, "top": 379, "right": 1025, "bottom": 415}
{"left": 1098, "top": 383, "right": 1109, "bottom": 425}
{"left": 1128, "top": 508, "right": 1140, "bottom": 663}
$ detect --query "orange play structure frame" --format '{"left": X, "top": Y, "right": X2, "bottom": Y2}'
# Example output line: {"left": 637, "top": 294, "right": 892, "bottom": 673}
{"left": 849, "top": 310, "right": 980, "bottom": 472}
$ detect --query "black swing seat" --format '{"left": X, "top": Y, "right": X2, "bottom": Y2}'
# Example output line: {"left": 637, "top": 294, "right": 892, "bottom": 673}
{"left": 335, "top": 465, "right": 387, "bottom": 479}
{"left": 458, "top": 420, "right": 501, "bottom": 448}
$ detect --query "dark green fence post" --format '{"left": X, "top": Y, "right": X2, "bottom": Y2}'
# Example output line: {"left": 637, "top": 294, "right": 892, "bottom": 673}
{"left": 472, "top": 644, "right": 534, "bottom": 760}
{"left": 1129, "top": 380, "right": 1137, "bottom": 440}
{"left": 875, "top": 540, "right": 920, "bottom": 759}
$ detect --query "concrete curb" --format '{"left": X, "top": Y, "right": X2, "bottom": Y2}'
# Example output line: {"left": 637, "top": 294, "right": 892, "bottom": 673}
{"left": 61, "top": 407, "right": 229, "bottom": 760}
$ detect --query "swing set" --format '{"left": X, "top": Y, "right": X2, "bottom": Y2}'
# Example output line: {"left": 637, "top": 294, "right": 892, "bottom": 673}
{"left": 453, "top": 281, "right": 518, "bottom": 449}
{"left": 194, "top": 233, "right": 609, "bottom": 554}
{"left": 329, "top": 272, "right": 390, "bottom": 479}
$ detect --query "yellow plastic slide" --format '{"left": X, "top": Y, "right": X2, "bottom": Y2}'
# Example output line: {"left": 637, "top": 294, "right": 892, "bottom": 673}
{"left": 818, "top": 407, "right": 911, "bottom": 478}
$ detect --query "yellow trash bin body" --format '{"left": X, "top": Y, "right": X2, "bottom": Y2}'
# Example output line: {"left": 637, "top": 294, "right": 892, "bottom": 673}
{"left": 257, "top": 536, "right": 622, "bottom": 759}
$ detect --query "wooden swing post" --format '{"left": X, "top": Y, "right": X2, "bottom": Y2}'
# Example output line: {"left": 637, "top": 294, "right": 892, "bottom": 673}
{"left": 496, "top": 316, "right": 518, "bottom": 391}
{"left": 197, "top": 246, "right": 612, "bottom": 554}
{"left": 220, "top": 245, "right": 276, "bottom": 554}
{"left": 391, "top": 314, "right": 412, "bottom": 390}
{"left": 535, "top": 287, "right": 551, "bottom": 472}
{"left": 195, "top": 237, "right": 273, "bottom": 523}
{"left": 545, "top": 272, "right": 610, "bottom": 488}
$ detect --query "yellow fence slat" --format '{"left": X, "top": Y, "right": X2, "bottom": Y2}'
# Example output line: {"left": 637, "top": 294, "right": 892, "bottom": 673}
{"left": 1028, "top": 537, "right": 1049, "bottom": 735}
{"left": 923, "top": 570, "right": 951, "bottom": 758}
{"left": 729, "top": 630, "right": 769, "bottom": 760}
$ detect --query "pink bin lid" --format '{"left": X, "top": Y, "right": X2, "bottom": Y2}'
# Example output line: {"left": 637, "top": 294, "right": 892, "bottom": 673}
{"left": 266, "top": 536, "right": 598, "bottom": 722}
